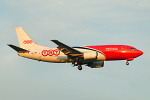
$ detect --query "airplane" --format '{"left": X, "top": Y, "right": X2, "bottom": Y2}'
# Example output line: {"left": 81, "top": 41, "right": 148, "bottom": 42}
{"left": 8, "top": 27, "right": 143, "bottom": 70}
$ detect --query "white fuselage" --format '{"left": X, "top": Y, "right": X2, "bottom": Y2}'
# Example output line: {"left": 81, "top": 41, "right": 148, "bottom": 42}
{"left": 18, "top": 47, "right": 106, "bottom": 63}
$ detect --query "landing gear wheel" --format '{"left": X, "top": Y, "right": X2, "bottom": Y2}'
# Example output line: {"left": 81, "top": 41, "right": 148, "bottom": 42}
{"left": 78, "top": 65, "right": 82, "bottom": 70}
{"left": 126, "top": 61, "right": 129, "bottom": 65}
{"left": 75, "top": 62, "right": 78, "bottom": 66}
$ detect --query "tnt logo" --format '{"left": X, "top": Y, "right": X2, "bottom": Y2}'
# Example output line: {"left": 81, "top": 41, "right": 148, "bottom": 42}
{"left": 53, "top": 49, "right": 60, "bottom": 56}
{"left": 42, "top": 50, "right": 48, "bottom": 56}
{"left": 23, "top": 40, "right": 33, "bottom": 44}
{"left": 41, "top": 49, "right": 60, "bottom": 56}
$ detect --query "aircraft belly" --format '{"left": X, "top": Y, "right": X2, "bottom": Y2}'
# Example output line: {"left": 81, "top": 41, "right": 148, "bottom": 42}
{"left": 40, "top": 56, "right": 68, "bottom": 63}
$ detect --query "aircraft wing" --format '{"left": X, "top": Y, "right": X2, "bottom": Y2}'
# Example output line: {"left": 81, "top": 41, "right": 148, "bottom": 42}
{"left": 51, "top": 40, "right": 83, "bottom": 56}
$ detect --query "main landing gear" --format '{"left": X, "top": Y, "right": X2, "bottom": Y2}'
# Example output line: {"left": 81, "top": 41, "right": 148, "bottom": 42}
{"left": 78, "top": 65, "right": 82, "bottom": 70}
{"left": 73, "top": 62, "right": 82, "bottom": 70}
{"left": 74, "top": 59, "right": 83, "bottom": 70}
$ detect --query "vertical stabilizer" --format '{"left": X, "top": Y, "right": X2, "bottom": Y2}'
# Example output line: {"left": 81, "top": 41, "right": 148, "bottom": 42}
{"left": 16, "top": 27, "right": 38, "bottom": 50}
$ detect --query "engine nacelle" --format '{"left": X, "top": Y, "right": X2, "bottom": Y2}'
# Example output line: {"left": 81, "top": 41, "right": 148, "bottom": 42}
{"left": 84, "top": 51, "right": 97, "bottom": 60}
{"left": 88, "top": 61, "right": 104, "bottom": 68}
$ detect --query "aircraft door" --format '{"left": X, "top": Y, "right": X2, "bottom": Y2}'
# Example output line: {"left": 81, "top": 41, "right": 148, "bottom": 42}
{"left": 121, "top": 46, "right": 127, "bottom": 58}
{"left": 121, "top": 46, "right": 126, "bottom": 51}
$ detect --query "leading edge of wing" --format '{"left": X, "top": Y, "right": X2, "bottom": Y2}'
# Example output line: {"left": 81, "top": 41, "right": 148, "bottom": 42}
{"left": 51, "top": 40, "right": 83, "bottom": 56}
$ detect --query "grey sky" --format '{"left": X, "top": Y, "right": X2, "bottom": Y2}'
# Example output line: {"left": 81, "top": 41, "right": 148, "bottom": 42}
{"left": 0, "top": 0, "right": 150, "bottom": 100}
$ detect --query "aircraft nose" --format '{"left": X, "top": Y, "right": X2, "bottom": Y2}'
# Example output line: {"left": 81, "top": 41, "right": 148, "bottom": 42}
{"left": 138, "top": 50, "right": 143, "bottom": 56}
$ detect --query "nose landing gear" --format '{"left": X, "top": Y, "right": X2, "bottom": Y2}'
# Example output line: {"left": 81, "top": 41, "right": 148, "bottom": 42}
{"left": 126, "top": 61, "right": 129, "bottom": 65}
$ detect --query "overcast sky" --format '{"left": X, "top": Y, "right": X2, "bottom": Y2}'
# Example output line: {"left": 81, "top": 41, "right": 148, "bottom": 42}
{"left": 0, "top": 0, "right": 150, "bottom": 100}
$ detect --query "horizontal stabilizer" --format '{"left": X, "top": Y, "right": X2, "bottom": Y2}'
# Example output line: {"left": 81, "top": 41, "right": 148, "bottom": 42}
{"left": 7, "top": 44, "right": 29, "bottom": 53}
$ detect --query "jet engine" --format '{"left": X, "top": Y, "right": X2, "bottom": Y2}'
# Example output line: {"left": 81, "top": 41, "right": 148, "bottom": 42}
{"left": 88, "top": 61, "right": 104, "bottom": 68}
{"left": 84, "top": 51, "right": 97, "bottom": 60}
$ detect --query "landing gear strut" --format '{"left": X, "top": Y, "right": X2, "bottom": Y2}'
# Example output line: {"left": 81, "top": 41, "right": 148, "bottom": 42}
{"left": 78, "top": 65, "right": 82, "bottom": 70}
{"left": 126, "top": 61, "right": 129, "bottom": 65}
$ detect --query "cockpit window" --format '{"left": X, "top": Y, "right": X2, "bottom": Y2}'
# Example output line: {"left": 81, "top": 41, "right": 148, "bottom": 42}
{"left": 130, "top": 47, "right": 136, "bottom": 49}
